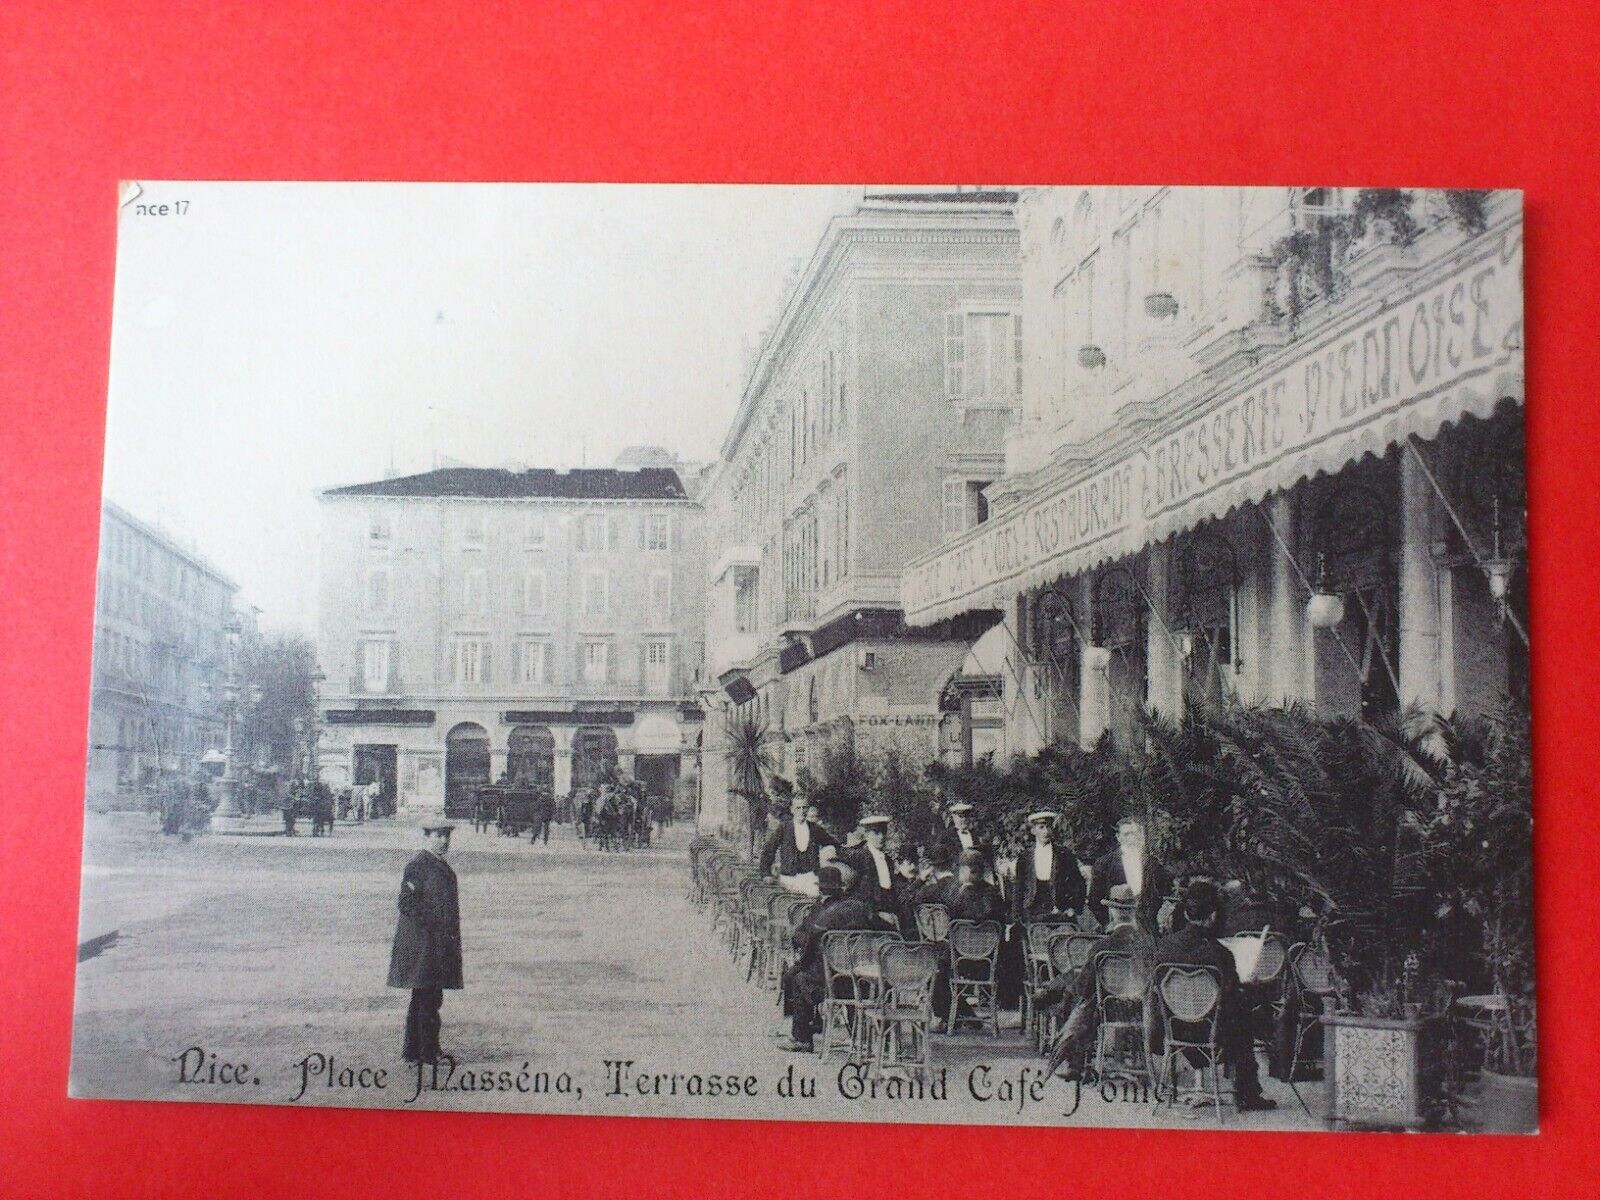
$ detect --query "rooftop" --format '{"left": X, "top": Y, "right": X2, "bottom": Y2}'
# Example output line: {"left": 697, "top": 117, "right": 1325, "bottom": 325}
{"left": 321, "top": 466, "right": 691, "bottom": 501}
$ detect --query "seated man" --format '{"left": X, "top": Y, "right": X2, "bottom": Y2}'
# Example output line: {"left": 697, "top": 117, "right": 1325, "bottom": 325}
{"left": 892, "top": 845, "right": 924, "bottom": 913}
{"left": 1152, "top": 879, "right": 1277, "bottom": 1112}
{"left": 1042, "top": 884, "right": 1155, "bottom": 1080}
{"left": 777, "top": 864, "right": 888, "bottom": 1053}
{"left": 947, "top": 849, "right": 1006, "bottom": 923}
{"left": 912, "top": 843, "right": 959, "bottom": 909}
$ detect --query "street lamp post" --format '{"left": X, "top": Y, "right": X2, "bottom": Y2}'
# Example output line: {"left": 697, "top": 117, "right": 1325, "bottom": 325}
{"left": 209, "top": 616, "right": 246, "bottom": 829}
{"left": 305, "top": 667, "right": 326, "bottom": 785}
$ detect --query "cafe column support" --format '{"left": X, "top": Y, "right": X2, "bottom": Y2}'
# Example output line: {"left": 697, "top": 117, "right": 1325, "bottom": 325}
{"left": 1398, "top": 450, "right": 1443, "bottom": 715}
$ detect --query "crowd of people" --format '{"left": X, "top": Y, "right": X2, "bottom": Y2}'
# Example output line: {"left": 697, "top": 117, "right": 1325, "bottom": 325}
{"left": 749, "top": 787, "right": 1307, "bottom": 1112}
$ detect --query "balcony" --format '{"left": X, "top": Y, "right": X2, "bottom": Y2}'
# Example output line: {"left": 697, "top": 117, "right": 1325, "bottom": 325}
{"left": 778, "top": 590, "right": 816, "bottom": 638}
{"left": 710, "top": 544, "right": 761, "bottom": 585}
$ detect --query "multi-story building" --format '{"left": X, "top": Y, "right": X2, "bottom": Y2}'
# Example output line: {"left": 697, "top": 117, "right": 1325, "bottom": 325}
{"left": 85, "top": 501, "right": 238, "bottom": 805}
{"left": 698, "top": 190, "right": 1022, "bottom": 835}
{"left": 902, "top": 188, "right": 1526, "bottom": 753}
{"left": 315, "top": 451, "right": 705, "bottom": 815}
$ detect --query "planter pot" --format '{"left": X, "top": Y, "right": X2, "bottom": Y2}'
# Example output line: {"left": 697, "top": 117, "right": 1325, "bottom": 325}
{"left": 1077, "top": 344, "right": 1106, "bottom": 370}
{"left": 1464, "top": 1069, "right": 1538, "bottom": 1134}
{"left": 1144, "top": 291, "right": 1179, "bottom": 320}
{"left": 1323, "top": 1012, "right": 1425, "bottom": 1130}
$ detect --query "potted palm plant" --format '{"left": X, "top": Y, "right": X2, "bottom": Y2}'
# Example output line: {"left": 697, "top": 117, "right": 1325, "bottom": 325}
{"left": 727, "top": 714, "right": 774, "bottom": 859}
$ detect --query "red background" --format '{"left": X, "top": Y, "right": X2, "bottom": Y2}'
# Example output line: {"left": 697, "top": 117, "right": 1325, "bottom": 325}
{"left": 2, "top": 3, "right": 1595, "bottom": 1196}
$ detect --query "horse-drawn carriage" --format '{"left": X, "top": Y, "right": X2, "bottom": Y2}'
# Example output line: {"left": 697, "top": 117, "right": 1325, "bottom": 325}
{"left": 472, "top": 786, "right": 550, "bottom": 841}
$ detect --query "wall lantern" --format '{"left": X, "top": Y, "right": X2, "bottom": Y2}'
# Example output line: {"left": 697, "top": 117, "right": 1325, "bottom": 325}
{"left": 1482, "top": 498, "right": 1517, "bottom": 616}
{"left": 1307, "top": 552, "right": 1346, "bottom": 629}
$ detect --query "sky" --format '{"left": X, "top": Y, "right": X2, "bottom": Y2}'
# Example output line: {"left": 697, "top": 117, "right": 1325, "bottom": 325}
{"left": 103, "top": 183, "right": 861, "bottom": 633}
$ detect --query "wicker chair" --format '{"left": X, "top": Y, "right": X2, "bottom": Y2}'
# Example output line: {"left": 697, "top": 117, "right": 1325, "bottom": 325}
{"left": 819, "top": 931, "right": 867, "bottom": 1062}
{"left": 1039, "top": 932, "right": 1102, "bottom": 1049}
{"left": 1152, "top": 963, "right": 1226, "bottom": 1122}
{"left": 863, "top": 941, "right": 941, "bottom": 1081}
{"left": 914, "top": 903, "right": 951, "bottom": 944}
{"left": 1287, "top": 942, "right": 1340, "bottom": 1079}
{"left": 1092, "top": 950, "right": 1152, "bottom": 1085}
{"left": 947, "top": 920, "right": 1003, "bottom": 1038}
{"left": 1022, "top": 921, "right": 1076, "bottom": 1046}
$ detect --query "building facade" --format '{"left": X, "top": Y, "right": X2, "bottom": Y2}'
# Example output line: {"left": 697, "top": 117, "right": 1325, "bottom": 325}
{"left": 698, "top": 190, "right": 1023, "bottom": 835}
{"left": 902, "top": 188, "right": 1526, "bottom": 754}
{"left": 316, "top": 455, "right": 705, "bottom": 815}
{"left": 85, "top": 501, "right": 239, "bottom": 806}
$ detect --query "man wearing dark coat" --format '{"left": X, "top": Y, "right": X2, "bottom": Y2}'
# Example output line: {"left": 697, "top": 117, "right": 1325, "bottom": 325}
{"left": 1011, "top": 811, "right": 1087, "bottom": 922}
{"left": 1087, "top": 815, "right": 1174, "bottom": 937}
{"left": 776, "top": 864, "right": 889, "bottom": 1052}
{"left": 947, "top": 849, "right": 1007, "bottom": 923}
{"left": 387, "top": 820, "right": 464, "bottom": 1064}
{"left": 844, "top": 815, "right": 903, "bottom": 930}
{"left": 1152, "top": 880, "right": 1277, "bottom": 1111}
{"left": 941, "top": 802, "right": 991, "bottom": 865}
{"left": 758, "top": 793, "right": 836, "bottom": 881}
{"left": 911, "top": 843, "right": 959, "bottom": 909}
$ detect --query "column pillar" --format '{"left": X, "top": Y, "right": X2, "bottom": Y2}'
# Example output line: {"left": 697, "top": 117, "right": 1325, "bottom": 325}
{"left": 1398, "top": 449, "right": 1443, "bottom": 714}
{"left": 1265, "top": 494, "right": 1310, "bottom": 704}
{"left": 552, "top": 726, "right": 573, "bottom": 796}
{"left": 1145, "top": 542, "right": 1184, "bottom": 721}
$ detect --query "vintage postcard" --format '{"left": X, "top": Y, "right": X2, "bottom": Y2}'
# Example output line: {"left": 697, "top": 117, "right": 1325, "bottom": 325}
{"left": 73, "top": 183, "right": 1533, "bottom": 1131}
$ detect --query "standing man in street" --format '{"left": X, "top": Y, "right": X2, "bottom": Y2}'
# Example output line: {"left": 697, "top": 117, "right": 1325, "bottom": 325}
{"left": 387, "top": 819, "right": 464, "bottom": 1064}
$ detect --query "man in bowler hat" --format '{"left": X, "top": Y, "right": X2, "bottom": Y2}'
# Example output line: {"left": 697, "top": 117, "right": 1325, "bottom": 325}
{"left": 387, "top": 819, "right": 463, "bottom": 1063}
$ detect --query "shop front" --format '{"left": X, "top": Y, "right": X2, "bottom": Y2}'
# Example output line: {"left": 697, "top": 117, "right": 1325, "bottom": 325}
{"left": 903, "top": 215, "right": 1526, "bottom": 746}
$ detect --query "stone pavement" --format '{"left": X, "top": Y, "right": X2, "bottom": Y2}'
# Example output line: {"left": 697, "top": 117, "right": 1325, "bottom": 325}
{"left": 70, "top": 814, "right": 1323, "bottom": 1129}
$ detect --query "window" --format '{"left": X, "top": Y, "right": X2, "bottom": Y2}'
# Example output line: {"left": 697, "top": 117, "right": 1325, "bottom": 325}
{"left": 369, "top": 513, "right": 392, "bottom": 542}
{"left": 645, "top": 639, "right": 671, "bottom": 694}
{"left": 452, "top": 637, "right": 490, "bottom": 685}
{"left": 524, "top": 513, "right": 545, "bottom": 548}
{"left": 517, "top": 639, "right": 548, "bottom": 686}
{"left": 359, "top": 639, "right": 391, "bottom": 693}
{"left": 581, "top": 641, "right": 609, "bottom": 686}
{"left": 522, "top": 570, "right": 546, "bottom": 617}
{"left": 649, "top": 570, "right": 671, "bottom": 621}
{"left": 365, "top": 568, "right": 391, "bottom": 614}
{"left": 582, "top": 571, "right": 609, "bottom": 617}
{"left": 462, "top": 512, "right": 486, "bottom": 546}
{"left": 646, "top": 513, "right": 670, "bottom": 551}
{"left": 945, "top": 309, "right": 1023, "bottom": 403}
{"left": 462, "top": 568, "right": 487, "bottom": 614}
{"left": 578, "top": 514, "right": 608, "bottom": 552}
{"left": 942, "top": 479, "right": 991, "bottom": 537}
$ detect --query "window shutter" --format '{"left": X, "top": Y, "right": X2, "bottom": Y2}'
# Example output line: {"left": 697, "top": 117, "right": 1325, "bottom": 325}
{"left": 1012, "top": 313, "right": 1024, "bottom": 398}
{"left": 386, "top": 642, "right": 398, "bottom": 692}
{"left": 482, "top": 641, "right": 492, "bottom": 685}
{"left": 637, "top": 518, "right": 645, "bottom": 551}
{"left": 944, "top": 311, "right": 965, "bottom": 400}
{"left": 607, "top": 516, "right": 619, "bottom": 551}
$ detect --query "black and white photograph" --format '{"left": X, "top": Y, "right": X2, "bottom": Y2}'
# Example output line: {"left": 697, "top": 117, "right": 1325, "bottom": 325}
{"left": 72, "top": 183, "right": 1532, "bottom": 1132}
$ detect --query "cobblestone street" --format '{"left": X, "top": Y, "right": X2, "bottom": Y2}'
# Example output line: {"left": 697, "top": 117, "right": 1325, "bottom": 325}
{"left": 73, "top": 814, "right": 1318, "bottom": 1129}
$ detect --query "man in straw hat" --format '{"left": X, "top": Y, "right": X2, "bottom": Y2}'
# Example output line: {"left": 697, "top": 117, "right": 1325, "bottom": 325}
{"left": 1043, "top": 883, "right": 1156, "bottom": 1080}
{"left": 387, "top": 819, "right": 463, "bottom": 1064}
{"left": 1011, "top": 810, "right": 1087, "bottom": 923}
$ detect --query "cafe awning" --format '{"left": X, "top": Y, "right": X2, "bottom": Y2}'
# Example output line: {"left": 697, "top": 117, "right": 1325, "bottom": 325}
{"left": 903, "top": 224, "right": 1524, "bottom": 626}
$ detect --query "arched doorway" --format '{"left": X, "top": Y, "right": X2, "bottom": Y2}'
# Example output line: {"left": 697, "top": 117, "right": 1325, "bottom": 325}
{"left": 507, "top": 725, "right": 555, "bottom": 788}
{"left": 571, "top": 726, "right": 619, "bottom": 790}
{"left": 444, "top": 722, "right": 491, "bottom": 817}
